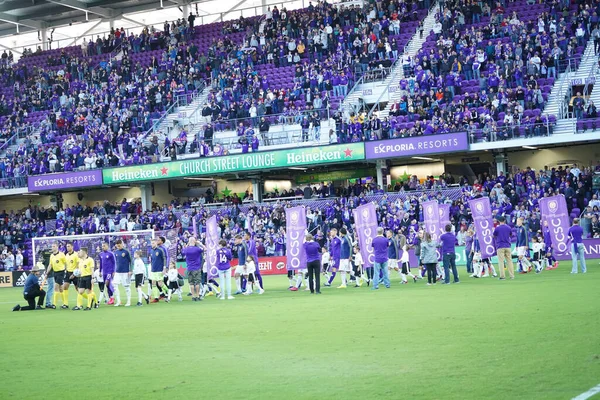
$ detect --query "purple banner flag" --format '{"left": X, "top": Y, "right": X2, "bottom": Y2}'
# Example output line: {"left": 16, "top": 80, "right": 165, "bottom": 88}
{"left": 28, "top": 170, "right": 103, "bottom": 192}
{"left": 468, "top": 197, "right": 496, "bottom": 258}
{"left": 540, "top": 195, "right": 570, "bottom": 255}
{"left": 364, "top": 132, "right": 469, "bottom": 159}
{"left": 352, "top": 202, "right": 378, "bottom": 269}
{"left": 206, "top": 216, "right": 219, "bottom": 279}
{"left": 423, "top": 201, "right": 441, "bottom": 241}
{"left": 438, "top": 203, "right": 450, "bottom": 232}
{"left": 285, "top": 207, "right": 306, "bottom": 270}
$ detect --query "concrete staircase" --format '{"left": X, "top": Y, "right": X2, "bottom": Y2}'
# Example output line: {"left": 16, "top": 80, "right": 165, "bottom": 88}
{"left": 340, "top": 3, "right": 439, "bottom": 118}
{"left": 544, "top": 40, "right": 596, "bottom": 119}
{"left": 371, "top": 2, "right": 440, "bottom": 119}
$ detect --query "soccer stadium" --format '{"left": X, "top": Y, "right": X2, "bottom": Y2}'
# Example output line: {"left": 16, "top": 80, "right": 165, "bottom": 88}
{"left": 0, "top": 0, "right": 599, "bottom": 397}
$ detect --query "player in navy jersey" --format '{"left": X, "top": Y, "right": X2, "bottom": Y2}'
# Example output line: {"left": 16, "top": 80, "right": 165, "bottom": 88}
{"left": 233, "top": 235, "right": 248, "bottom": 295}
{"left": 113, "top": 239, "right": 133, "bottom": 307}
{"left": 337, "top": 228, "right": 353, "bottom": 288}
{"left": 244, "top": 232, "right": 263, "bottom": 291}
{"left": 515, "top": 217, "right": 532, "bottom": 273}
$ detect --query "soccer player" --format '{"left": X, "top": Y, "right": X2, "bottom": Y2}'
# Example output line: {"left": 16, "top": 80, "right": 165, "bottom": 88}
{"left": 63, "top": 242, "right": 80, "bottom": 307}
{"left": 516, "top": 217, "right": 532, "bottom": 273}
{"left": 386, "top": 230, "right": 400, "bottom": 277}
{"left": 133, "top": 250, "right": 150, "bottom": 306}
{"left": 166, "top": 261, "right": 182, "bottom": 302}
{"left": 73, "top": 248, "right": 96, "bottom": 311}
{"left": 324, "top": 228, "right": 340, "bottom": 287}
{"left": 337, "top": 228, "right": 352, "bottom": 288}
{"left": 98, "top": 242, "right": 116, "bottom": 305}
{"left": 216, "top": 239, "right": 234, "bottom": 300}
{"left": 531, "top": 236, "right": 544, "bottom": 273}
{"left": 543, "top": 220, "right": 558, "bottom": 270}
{"left": 182, "top": 237, "right": 204, "bottom": 302}
{"left": 244, "top": 232, "right": 263, "bottom": 290}
{"left": 399, "top": 234, "right": 419, "bottom": 283}
{"left": 352, "top": 246, "right": 364, "bottom": 287}
{"left": 113, "top": 239, "right": 133, "bottom": 306}
{"left": 45, "top": 243, "right": 68, "bottom": 309}
{"left": 233, "top": 234, "right": 248, "bottom": 295}
{"left": 150, "top": 238, "right": 169, "bottom": 302}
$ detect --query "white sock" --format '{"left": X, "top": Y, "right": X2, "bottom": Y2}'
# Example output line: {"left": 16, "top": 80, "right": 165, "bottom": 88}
{"left": 177, "top": 288, "right": 182, "bottom": 299}
{"left": 295, "top": 274, "right": 303, "bottom": 288}
{"left": 235, "top": 277, "right": 241, "bottom": 292}
{"left": 341, "top": 271, "right": 347, "bottom": 285}
{"left": 115, "top": 287, "right": 121, "bottom": 304}
{"left": 400, "top": 273, "right": 408, "bottom": 283}
{"left": 137, "top": 287, "right": 143, "bottom": 303}
{"left": 289, "top": 277, "right": 295, "bottom": 287}
{"left": 167, "top": 289, "right": 172, "bottom": 300}
{"left": 125, "top": 286, "right": 131, "bottom": 304}
{"left": 99, "top": 292, "right": 105, "bottom": 303}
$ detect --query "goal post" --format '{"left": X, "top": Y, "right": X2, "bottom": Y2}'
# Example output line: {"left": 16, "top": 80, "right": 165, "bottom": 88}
{"left": 32, "top": 230, "right": 157, "bottom": 269}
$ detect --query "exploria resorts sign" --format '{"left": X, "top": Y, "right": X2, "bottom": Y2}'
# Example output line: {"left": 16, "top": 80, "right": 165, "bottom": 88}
{"left": 28, "top": 170, "right": 103, "bottom": 192}
{"left": 364, "top": 132, "right": 469, "bottom": 159}
{"left": 102, "top": 143, "right": 365, "bottom": 184}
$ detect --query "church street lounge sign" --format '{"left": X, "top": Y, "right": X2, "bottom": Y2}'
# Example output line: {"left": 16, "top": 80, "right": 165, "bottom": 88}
{"left": 102, "top": 143, "right": 365, "bottom": 185}
{"left": 364, "top": 132, "right": 469, "bottom": 160}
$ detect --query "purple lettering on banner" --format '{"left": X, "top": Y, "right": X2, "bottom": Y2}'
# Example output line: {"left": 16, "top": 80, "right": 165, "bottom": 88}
{"left": 206, "top": 216, "right": 219, "bottom": 279}
{"left": 423, "top": 201, "right": 441, "bottom": 242}
{"left": 438, "top": 203, "right": 450, "bottom": 235}
{"left": 285, "top": 206, "right": 306, "bottom": 270}
{"left": 555, "top": 239, "right": 600, "bottom": 260}
{"left": 364, "top": 132, "right": 469, "bottom": 159}
{"left": 468, "top": 197, "right": 496, "bottom": 258}
{"left": 539, "top": 195, "right": 570, "bottom": 255}
{"left": 352, "top": 203, "right": 377, "bottom": 268}
{"left": 27, "top": 170, "right": 103, "bottom": 192}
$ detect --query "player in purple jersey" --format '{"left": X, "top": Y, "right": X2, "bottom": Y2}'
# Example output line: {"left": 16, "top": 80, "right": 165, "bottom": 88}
{"left": 216, "top": 239, "right": 235, "bottom": 300}
{"left": 324, "top": 228, "right": 341, "bottom": 287}
{"left": 543, "top": 220, "right": 559, "bottom": 270}
{"left": 244, "top": 232, "right": 264, "bottom": 291}
{"left": 98, "top": 242, "right": 116, "bottom": 305}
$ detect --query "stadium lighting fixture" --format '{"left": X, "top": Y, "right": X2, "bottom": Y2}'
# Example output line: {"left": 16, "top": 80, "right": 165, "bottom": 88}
{"left": 118, "top": 185, "right": 131, "bottom": 189}
{"left": 411, "top": 156, "right": 435, "bottom": 161}
{"left": 288, "top": 167, "right": 307, "bottom": 171}
{"left": 22, "top": 193, "right": 39, "bottom": 196}
{"left": 183, "top": 177, "right": 213, "bottom": 181}
{"left": 522, "top": 146, "right": 538, "bottom": 150}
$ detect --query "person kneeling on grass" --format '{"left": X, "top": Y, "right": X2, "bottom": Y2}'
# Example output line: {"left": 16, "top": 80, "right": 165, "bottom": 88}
{"left": 13, "top": 263, "right": 46, "bottom": 311}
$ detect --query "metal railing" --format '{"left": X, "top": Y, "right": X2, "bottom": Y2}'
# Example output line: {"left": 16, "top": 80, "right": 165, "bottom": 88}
{"left": 466, "top": 120, "right": 555, "bottom": 144}
{"left": 559, "top": 55, "right": 590, "bottom": 119}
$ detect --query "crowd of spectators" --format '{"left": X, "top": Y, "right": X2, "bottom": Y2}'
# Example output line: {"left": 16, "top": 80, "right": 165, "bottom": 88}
{"left": 1, "top": 162, "right": 599, "bottom": 270}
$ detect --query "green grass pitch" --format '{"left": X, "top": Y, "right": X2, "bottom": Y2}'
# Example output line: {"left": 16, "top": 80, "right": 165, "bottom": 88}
{"left": 1, "top": 262, "right": 599, "bottom": 400}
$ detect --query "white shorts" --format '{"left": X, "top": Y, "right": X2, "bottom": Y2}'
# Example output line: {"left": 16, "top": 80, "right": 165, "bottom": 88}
{"left": 388, "top": 259, "right": 398, "bottom": 270}
{"left": 339, "top": 259, "right": 352, "bottom": 272}
{"left": 473, "top": 253, "right": 482, "bottom": 262}
{"left": 114, "top": 272, "right": 131, "bottom": 286}
{"left": 517, "top": 246, "right": 528, "bottom": 257}
{"left": 237, "top": 265, "right": 256, "bottom": 276}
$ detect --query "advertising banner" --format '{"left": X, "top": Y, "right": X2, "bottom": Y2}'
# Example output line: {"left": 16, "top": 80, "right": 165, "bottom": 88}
{"left": 352, "top": 203, "right": 378, "bottom": 268}
{"left": 285, "top": 207, "right": 307, "bottom": 270}
{"left": 364, "top": 132, "right": 469, "bottom": 160}
{"left": 103, "top": 143, "right": 365, "bottom": 185}
{"left": 539, "top": 195, "right": 570, "bottom": 255}
{"left": 205, "top": 216, "right": 219, "bottom": 279}
{"left": 468, "top": 197, "right": 496, "bottom": 258}
{"left": 423, "top": 201, "right": 441, "bottom": 241}
{"left": 0, "top": 271, "right": 12, "bottom": 287}
{"left": 28, "top": 170, "right": 103, "bottom": 192}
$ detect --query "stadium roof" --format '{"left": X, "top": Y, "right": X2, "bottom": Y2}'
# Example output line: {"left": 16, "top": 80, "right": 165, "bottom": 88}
{"left": 0, "top": 0, "right": 203, "bottom": 39}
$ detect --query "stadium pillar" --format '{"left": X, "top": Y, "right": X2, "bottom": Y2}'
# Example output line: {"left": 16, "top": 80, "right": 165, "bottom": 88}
{"left": 183, "top": 4, "right": 190, "bottom": 18}
{"left": 262, "top": 0, "right": 268, "bottom": 14}
{"left": 252, "top": 179, "right": 263, "bottom": 202}
{"left": 109, "top": 19, "right": 115, "bottom": 29}
{"left": 140, "top": 185, "right": 152, "bottom": 212}
{"left": 376, "top": 159, "right": 386, "bottom": 193}
{"left": 41, "top": 28, "right": 48, "bottom": 51}
{"left": 495, "top": 153, "right": 507, "bottom": 176}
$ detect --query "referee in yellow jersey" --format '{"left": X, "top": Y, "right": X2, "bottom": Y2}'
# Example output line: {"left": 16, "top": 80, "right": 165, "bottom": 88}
{"left": 73, "top": 248, "right": 96, "bottom": 311}
{"left": 45, "top": 243, "right": 68, "bottom": 309}
{"left": 63, "top": 243, "right": 80, "bottom": 307}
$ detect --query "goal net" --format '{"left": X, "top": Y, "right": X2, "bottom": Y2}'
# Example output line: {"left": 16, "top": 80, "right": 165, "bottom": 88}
{"left": 31, "top": 229, "right": 178, "bottom": 270}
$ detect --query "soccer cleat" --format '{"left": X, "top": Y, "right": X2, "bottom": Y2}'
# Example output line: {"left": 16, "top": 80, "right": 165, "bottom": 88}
{"left": 114, "top": 302, "right": 121, "bottom": 307}
{"left": 554, "top": 261, "right": 559, "bottom": 269}
{"left": 136, "top": 302, "right": 142, "bottom": 306}
{"left": 227, "top": 296, "right": 235, "bottom": 300}
{"left": 366, "top": 279, "right": 370, "bottom": 287}
{"left": 243, "top": 291, "right": 251, "bottom": 296}
{"left": 165, "top": 298, "right": 170, "bottom": 303}
{"left": 219, "top": 296, "right": 225, "bottom": 300}
{"left": 61, "top": 304, "right": 69, "bottom": 309}
{"left": 72, "top": 306, "right": 81, "bottom": 311}
{"left": 337, "top": 284, "right": 347, "bottom": 289}
{"left": 12, "top": 304, "right": 20, "bottom": 312}
{"left": 107, "top": 298, "right": 115, "bottom": 305}
{"left": 178, "top": 297, "right": 183, "bottom": 302}
{"left": 93, "top": 301, "right": 99, "bottom": 309}
{"left": 413, "top": 277, "right": 417, "bottom": 283}
{"left": 290, "top": 287, "right": 298, "bottom": 291}
{"left": 48, "top": 305, "right": 56, "bottom": 309}
{"left": 125, "top": 303, "right": 131, "bottom": 307}
{"left": 84, "top": 307, "right": 91, "bottom": 311}
{"left": 145, "top": 296, "right": 150, "bottom": 304}
{"left": 235, "top": 290, "right": 243, "bottom": 295}
{"left": 207, "top": 291, "right": 215, "bottom": 296}
{"left": 304, "top": 287, "right": 311, "bottom": 291}
{"left": 323, "top": 283, "right": 331, "bottom": 287}
{"left": 35, "top": 305, "right": 44, "bottom": 310}
{"left": 151, "top": 298, "right": 160, "bottom": 303}
{"left": 159, "top": 293, "right": 166, "bottom": 299}
{"left": 187, "top": 292, "right": 192, "bottom": 296}
{"left": 258, "top": 289, "right": 265, "bottom": 295}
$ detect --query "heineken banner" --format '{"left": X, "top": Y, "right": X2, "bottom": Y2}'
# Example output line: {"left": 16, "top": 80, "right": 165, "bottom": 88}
{"left": 103, "top": 143, "right": 365, "bottom": 185}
